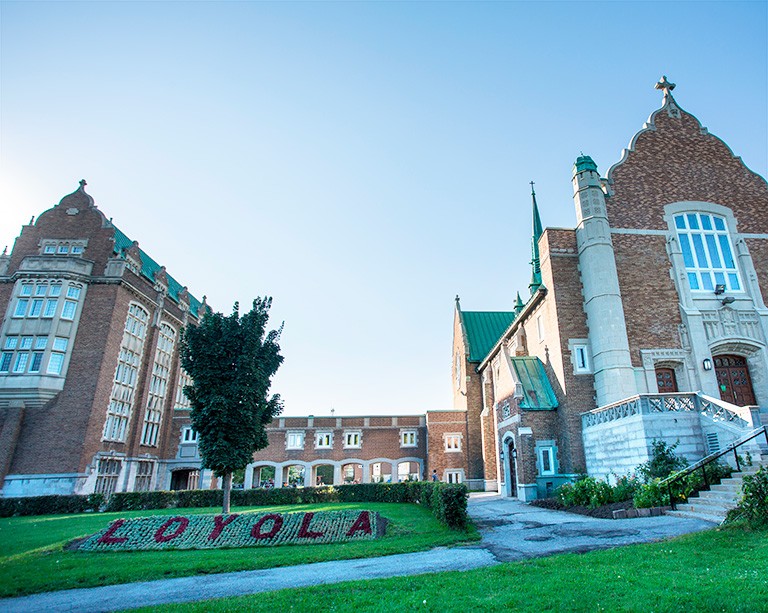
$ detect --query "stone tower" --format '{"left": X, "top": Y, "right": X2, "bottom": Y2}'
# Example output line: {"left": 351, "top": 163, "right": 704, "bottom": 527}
{"left": 572, "top": 155, "right": 638, "bottom": 405}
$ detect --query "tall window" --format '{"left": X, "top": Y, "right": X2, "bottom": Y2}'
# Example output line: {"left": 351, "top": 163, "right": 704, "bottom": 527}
{"left": 11, "top": 281, "right": 63, "bottom": 319}
{"left": 141, "top": 323, "right": 176, "bottom": 447}
{"left": 94, "top": 458, "right": 122, "bottom": 496}
{"left": 175, "top": 370, "right": 193, "bottom": 410}
{"left": 675, "top": 213, "right": 741, "bottom": 292}
{"left": 104, "top": 304, "right": 149, "bottom": 442}
{"left": 134, "top": 461, "right": 154, "bottom": 491}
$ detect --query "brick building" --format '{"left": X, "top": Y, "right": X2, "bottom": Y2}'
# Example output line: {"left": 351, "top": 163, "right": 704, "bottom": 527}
{"left": 2, "top": 78, "right": 765, "bottom": 499}
{"left": 451, "top": 77, "right": 767, "bottom": 499}
{"left": 0, "top": 181, "right": 214, "bottom": 497}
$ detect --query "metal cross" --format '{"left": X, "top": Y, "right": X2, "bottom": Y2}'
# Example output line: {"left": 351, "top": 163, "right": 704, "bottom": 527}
{"left": 530, "top": 180, "right": 535, "bottom": 195}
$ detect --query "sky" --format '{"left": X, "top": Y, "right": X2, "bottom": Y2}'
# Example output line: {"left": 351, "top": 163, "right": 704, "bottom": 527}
{"left": 1, "top": 1, "right": 766, "bottom": 416}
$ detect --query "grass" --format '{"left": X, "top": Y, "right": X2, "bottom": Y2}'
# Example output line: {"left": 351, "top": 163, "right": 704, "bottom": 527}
{"left": 0, "top": 502, "right": 478, "bottom": 598}
{"left": 144, "top": 525, "right": 768, "bottom": 613}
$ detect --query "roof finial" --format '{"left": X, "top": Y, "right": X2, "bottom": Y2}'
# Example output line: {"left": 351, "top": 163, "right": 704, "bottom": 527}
{"left": 79, "top": 179, "right": 87, "bottom": 189}
{"left": 655, "top": 75, "right": 676, "bottom": 102}
{"left": 529, "top": 180, "right": 535, "bottom": 196}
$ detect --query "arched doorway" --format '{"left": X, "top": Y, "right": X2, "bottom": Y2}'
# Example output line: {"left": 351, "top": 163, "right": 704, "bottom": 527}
{"left": 714, "top": 355, "right": 756, "bottom": 406}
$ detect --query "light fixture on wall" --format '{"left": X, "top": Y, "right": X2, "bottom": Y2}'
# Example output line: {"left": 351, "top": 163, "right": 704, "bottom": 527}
{"left": 703, "top": 358, "right": 713, "bottom": 371}
{"left": 714, "top": 284, "right": 726, "bottom": 295}
{"left": 721, "top": 296, "right": 736, "bottom": 306}
{"left": 512, "top": 448, "right": 518, "bottom": 460}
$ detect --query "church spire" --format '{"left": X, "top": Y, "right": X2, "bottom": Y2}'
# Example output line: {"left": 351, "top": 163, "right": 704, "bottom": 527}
{"left": 528, "top": 181, "right": 543, "bottom": 295}
{"left": 514, "top": 291, "right": 525, "bottom": 317}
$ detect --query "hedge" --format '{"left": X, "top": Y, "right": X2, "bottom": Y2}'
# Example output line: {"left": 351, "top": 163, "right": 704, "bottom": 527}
{"left": 107, "top": 482, "right": 470, "bottom": 529}
{"left": 0, "top": 482, "right": 469, "bottom": 530}
{"left": 0, "top": 493, "right": 104, "bottom": 517}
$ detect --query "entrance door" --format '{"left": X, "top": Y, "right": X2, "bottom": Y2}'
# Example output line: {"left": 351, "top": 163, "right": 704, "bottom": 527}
{"left": 714, "top": 355, "right": 757, "bottom": 406}
{"left": 507, "top": 440, "right": 517, "bottom": 498}
{"left": 655, "top": 368, "right": 678, "bottom": 393}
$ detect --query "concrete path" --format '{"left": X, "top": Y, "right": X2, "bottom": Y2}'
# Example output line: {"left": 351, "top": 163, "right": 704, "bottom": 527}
{"left": 0, "top": 494, "right": 716, "bottom": 612}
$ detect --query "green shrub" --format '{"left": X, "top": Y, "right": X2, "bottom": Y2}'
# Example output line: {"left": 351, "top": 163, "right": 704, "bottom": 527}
{"left": 0, "top": 493, "right": 104, "bottom": 517}
{"left": 557, "top": 477, "right": 612, "bottom": 508}
{"left": 637, "top": 440, "right": 688, "bottom": 482}
{"left": 726, "top": 466, "right": 768, "bottom": 529}
{"left": 633, "top": 480, "right": 670, "bottom": 508}
{"left": 611, "top": 474, "right": 642, "bottom": 503}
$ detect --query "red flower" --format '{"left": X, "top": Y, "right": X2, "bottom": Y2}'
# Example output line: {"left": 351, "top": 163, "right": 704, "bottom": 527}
{"left": 154, "top": 517, "right": 190, "bottom": 543}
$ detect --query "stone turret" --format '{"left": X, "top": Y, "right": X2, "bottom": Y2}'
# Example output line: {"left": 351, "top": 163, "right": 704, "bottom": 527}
{"left": 572, "top": 156, "right": 637, "bottom": 405}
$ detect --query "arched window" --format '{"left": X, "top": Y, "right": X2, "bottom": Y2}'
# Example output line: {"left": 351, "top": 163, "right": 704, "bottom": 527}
{"left": 674, "top": 212, "right": 741, "bottom": 293}
{"left": 103, "top": 303, "right": 149, "bottom": 442}
{"left": 141, "top": 323, "right": 176, "bottom": 446}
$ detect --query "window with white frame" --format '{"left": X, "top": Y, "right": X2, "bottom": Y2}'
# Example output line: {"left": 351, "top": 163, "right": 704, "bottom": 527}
{"left": 537, "top": 315, "right": 544, "bottom": 342}
{"left": 94, "top": 458, "right": 122, "bottom": 496}
{"left": 11, "top": 281, "right": 69, "bottom": 319}
{"left": 47, "top": 337, "right": 67, "bottom": 375}
{"left": 455, "top": 353, "right": 461, "bottom": 389}
{"left": 133, "top": 461, "right": 154, "bottom": 491}
{"left": 400, "top": 429, "right": 418, "bottom": 448}
{"left": 445, "top": 470, "right": 463, "bottom": 484}
{"left": 286, "top": 431, "right": 305, "bottom": 449}
{"left": 444, "top": 433, "right": 462, "bottom": 452}
{"left": 0, "top": 335, "right": 58, "bottom": 375}
{"left": 175, "top": 370, "right": 193, "bottom": 410}
{"left": 315, "top": 431, "right": 333, "bottom": 449}
{"left": 181, "top": 426, "right": 198, "bottom": 443}
{"left": 40, "top": 239, "right": 87, "bottom": 256}
{"left": 103, "top": 304, "right": 149, "bottom": 442}
{"left": 141, "top": 323, "right": 176, "bottom": 447}
{"left": 674, "top": 212, "right": 742, "bottom": 293}
{"left": 573, "top": 344, "right": 591, "bottom": 374}
{"left": 538, "top": 446, "right": 555, "bottom": 476}
{"left": 344, "top": 431, "right": 362, "bottom": 449}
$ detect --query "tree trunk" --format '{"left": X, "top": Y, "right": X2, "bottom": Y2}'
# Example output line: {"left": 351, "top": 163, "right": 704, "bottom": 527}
{"left": 222, "top": 471, "right": 232, "bottom": 514}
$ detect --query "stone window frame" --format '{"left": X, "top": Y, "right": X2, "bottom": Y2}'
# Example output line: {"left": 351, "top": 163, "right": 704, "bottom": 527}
{"left": 343, "top": 430, "right": 362, "bottom": 449}
{"left": 400, "top": 428, "right": 418, "bottom": 448}
{"left": 535, "top": 440, "right": 558, "bottom": 476}
{"left": 103, "top": 302, "right": 150, "bottom": 443}
{"left": 286, "top": 430, "right": 305, "bottom": 449}
{"left": 568, "top": 339, "right": 592, "bottom": 374}
{"left": 445, "top": 469, "right": 464, "bottom": 484}
{"left": 664, "top": 202, "right": 759, "bottom": 307}
{"left": 39, "top": 239, "right": 88, "bottom": 256}
{"left": 140, "top": 322, "right": 177, "bottom": 447}
{"left": 444, "top": 433, "right": 463, "bottom": 452}
{"left": 181, "top": 426, "right": 198, "bottom": 444}
{"left": 673, "top": 211, "right": 743, "bottom": 294}
{"left": 315, "top": 431, "right": 333, "bottom": 449}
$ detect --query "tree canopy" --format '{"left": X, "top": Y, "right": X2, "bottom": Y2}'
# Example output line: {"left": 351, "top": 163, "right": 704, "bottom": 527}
{"left": 180, "top": 298, "right": 283, "bottom": 511}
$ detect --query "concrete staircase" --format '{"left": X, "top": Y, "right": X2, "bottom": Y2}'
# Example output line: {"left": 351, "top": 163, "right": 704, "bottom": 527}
{"left": 666, "top": 453, "right": 768, "bottom": 523}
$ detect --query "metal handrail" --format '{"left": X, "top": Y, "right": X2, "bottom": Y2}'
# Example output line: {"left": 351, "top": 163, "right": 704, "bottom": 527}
{"left": 664, "top": 425, "right": 768, "bottom": 510}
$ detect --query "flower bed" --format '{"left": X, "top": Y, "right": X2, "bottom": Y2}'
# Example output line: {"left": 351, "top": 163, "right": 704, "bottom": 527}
{"left": 73, "top": 509, "right": 383, "bottom": 552}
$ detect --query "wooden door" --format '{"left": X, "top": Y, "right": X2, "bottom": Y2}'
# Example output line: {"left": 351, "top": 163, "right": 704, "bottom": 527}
{"left": 655, "top": 368, "right": 678, "bottom": 393}
{"left": 714, "top": 355, "right": 757, "bottom": 406}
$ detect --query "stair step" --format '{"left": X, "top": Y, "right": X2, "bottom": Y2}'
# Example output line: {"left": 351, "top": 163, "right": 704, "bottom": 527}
{"left": 681, "top": 498, "right": 737, "bottom": 511}
{"left": 698, "top": 490, "right": 739, "bottom": 503}
{"left": 665, "top": 509, "right": 723, "bottom": 523}
{"left": 711, "top": 483, "right": 741, "bottom": 493}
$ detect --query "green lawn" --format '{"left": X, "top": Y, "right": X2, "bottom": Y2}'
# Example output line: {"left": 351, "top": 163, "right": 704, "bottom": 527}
{"left": 0, "top": 502, "right": 478, "bottom": 598}
{"left": 145, "top": 526, "right": 768, "bottom": 613}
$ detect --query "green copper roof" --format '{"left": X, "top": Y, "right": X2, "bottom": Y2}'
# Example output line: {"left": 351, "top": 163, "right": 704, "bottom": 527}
{"left": 113, "top": 226, "right": 202, "bottom": 317}
{"left": 574, "top": 155, "right": 598, "bottom": 174}
{"left": 510, "top": 356, "right": 559, "bottom": 410}
{"left": 461, "top": 311, "right": 516, "bottom": 362}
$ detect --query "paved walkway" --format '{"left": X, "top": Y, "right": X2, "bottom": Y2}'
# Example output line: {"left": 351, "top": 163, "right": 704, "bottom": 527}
{"left": 1, "top": 494, "right": 716, "bottom": 612}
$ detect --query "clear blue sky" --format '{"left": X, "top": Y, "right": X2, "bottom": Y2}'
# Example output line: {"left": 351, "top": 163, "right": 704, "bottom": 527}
{"left": 1, "top": 1, "right": 766, "bottom": 416}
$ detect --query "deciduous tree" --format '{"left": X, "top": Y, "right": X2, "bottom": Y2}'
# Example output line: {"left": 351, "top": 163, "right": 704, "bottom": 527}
{"left": 180, "top": 298, "right": 283, "bottom": 513}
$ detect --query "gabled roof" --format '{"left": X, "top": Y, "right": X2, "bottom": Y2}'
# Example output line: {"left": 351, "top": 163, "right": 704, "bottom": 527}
{"left": 113, "top": 226, "right": 202, "bottom": 317}
{"left": 510, "top": 356, "right": 559, "bottom": 410}
{"left": 460, "top": 311, "right": 516, "bottom": 362}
